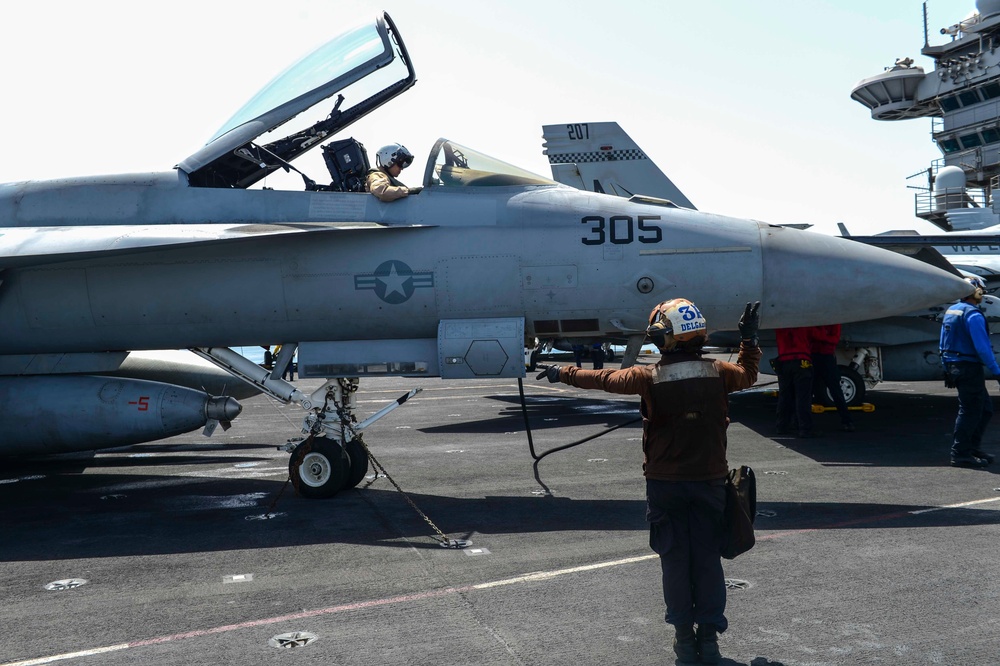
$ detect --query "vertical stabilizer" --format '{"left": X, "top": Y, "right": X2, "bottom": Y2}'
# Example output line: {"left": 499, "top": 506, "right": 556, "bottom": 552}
{"left": 542, "top": 122, "right": 695, "bottom": 209}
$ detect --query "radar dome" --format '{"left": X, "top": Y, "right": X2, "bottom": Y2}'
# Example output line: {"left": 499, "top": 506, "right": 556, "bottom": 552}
{"left": 978, "top": 0, "right": 1000, "bottom": 19}
{"left": 935, "top": 166, "right": 967, "bottom": 192}
{"left": 934, "top": 166, "right": 968, "bottom": 211}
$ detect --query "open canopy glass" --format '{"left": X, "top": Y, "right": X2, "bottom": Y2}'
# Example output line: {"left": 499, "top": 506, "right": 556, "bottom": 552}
{"left": 423, "top": 139, "right": 556, "bottom": 188}
{"left": 178, "top": 12, "right": 554, "bottom": 192}
{"left": 179, "top": 12, "right": 414, "bottom": 189}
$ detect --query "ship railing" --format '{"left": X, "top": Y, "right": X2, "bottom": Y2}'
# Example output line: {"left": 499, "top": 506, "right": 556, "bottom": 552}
{"left": 915, "top": 186, "right": 988, "bottom": 215}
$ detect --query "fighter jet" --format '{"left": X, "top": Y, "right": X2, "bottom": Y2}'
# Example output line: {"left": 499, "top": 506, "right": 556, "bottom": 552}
{"left": 0, "top": 13, "right": 971, "bottom": 498}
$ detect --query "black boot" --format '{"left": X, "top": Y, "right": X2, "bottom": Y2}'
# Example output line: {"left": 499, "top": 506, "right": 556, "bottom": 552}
{"left": 696, "top": 624, "right": 720, "bottom": 664}
{"left": 951, "top": 454, "right": 989, "bottom": 468}
{"left": 973, "top": 449, "right": 995, "bottom": 464}
{"left": 673, "top": 623, "right": 697, "bottom": 663}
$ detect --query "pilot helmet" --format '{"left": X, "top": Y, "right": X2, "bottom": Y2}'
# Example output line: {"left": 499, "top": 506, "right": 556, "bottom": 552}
{"left": 966, "top": 275, "right": 987, "bottom": 303}
{"left": 376, "top": 143, "right": 414, "bottom": 170}
{"left": 646, "top": 298, "right": 708, "bottom": 352}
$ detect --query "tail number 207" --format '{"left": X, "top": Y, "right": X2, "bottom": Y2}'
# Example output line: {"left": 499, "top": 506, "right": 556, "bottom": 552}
{"left": 581, "top": 215, "right": 662, "bottom": 245}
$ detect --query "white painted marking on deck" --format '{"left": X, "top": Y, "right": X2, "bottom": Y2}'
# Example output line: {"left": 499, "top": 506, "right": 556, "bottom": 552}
{"left": 0, "top": 553, "right": 657, "bottom": 665}
{"left": 909, "top": 496, "right": 1000, "bottom": 514}
{"left": 3, "top": 644, "right": 130, "bottom": 665}
{"left": 471, "top": 554, "right": 656, "bottom": 590}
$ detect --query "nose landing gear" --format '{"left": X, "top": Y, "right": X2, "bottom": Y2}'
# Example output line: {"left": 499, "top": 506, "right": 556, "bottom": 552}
{"left": 284, "top": 377, "right": 419, "bottom": 499}
{"left": 190, "top": 346, "right": 418, "bottom": 500}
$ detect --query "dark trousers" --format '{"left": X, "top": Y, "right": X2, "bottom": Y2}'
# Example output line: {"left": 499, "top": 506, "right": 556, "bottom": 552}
{"left": 947, "top": 362, "right": 993, "bottom": 458}
{"left": 646, "top": 478, "right": 728, "bottom": 632}
{"left": 776, "top": 359, "right": 813, "bottom": 433}
{"left": 812, "top": 353, "right": 851, "bottom": 424}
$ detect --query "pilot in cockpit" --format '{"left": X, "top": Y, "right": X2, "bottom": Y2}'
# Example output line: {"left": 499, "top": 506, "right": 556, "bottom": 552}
{"left": 366, "top": 143, "right": 423, "bottom": 202}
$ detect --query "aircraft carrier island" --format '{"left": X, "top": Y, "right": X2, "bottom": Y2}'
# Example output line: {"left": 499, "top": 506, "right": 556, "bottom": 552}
{"left": 853, "top": 0, "right": 1000, "bottom": 232}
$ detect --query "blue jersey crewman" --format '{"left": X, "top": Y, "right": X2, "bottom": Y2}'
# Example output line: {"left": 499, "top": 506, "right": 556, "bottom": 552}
{"left": 939, "top": 276, "right": 1000, "bottom": 468}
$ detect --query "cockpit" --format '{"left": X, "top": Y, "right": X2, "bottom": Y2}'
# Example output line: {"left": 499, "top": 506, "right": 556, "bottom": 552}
{"left": 423, "top": 139, "right": 556, "bottom": 189}
{"left": 178, "top": 11, "right": 555, "bottom": 192}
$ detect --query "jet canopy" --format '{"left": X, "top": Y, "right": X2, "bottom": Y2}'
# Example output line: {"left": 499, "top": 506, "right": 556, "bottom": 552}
{"left": 176, "top": 11, "right": 554, "bottom": 193}
{"left": 179, "top": 12, "right": 416, "bottom": 189}
{"left": 422, "top": 139, "right": 556, "bottom": 188}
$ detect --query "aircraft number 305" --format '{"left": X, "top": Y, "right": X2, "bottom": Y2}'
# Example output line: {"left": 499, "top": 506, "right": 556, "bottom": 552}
{"left": 581, "top": 215, "right": 662, "bottom": 246}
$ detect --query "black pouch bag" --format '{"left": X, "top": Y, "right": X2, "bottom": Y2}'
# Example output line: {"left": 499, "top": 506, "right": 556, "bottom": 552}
{"left": 721, "top": 465, "right": 756, "bottom": 560}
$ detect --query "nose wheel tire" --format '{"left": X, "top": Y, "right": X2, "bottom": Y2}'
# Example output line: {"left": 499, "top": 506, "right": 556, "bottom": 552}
{"left": 289, "top": 437, "right": 350, "bottom": 499}
{"left": 343, "top": 439, "right": 370, "bottom": 489}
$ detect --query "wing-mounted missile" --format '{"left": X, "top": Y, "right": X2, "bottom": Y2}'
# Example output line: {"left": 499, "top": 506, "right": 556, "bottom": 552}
{"left": 0, "top": 376, "right": 241, "bottom": 456}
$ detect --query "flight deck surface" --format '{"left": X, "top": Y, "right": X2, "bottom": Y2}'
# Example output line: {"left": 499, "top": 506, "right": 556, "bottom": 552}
{"left": 2, "top": 360, "right": 999, "bottom": 665}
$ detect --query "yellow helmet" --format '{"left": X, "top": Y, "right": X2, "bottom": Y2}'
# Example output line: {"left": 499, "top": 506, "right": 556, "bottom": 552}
{"left": 646, "top": 298, "right": 707, "bottom": 351}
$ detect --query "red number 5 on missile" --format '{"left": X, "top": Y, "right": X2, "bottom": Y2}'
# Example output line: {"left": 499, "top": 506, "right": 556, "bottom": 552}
{"left": 128, "top": 396, "right": 150, "bottom": 411}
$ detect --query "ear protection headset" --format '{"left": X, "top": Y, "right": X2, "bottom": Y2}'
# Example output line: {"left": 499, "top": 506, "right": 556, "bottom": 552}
{"left": 646, "top": 308, "right": 672, "bottom": 350}
{"left": 967, "top": 275, "right": 987, "bottom": 303}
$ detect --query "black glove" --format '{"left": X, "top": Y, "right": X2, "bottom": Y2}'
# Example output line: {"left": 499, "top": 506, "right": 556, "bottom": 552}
{"left": 738, "top": 301, "right": 761, "bottom": 344}
{"left": 408, "top": 186, "right": 423, "bottom": 195}
{"left": 535, "top": 365, "right": 562, "bottom": 383}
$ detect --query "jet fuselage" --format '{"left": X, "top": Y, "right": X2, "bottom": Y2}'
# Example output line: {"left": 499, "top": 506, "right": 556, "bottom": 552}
{"left": 0, "top": 175, "right": 969, "bottom": 355}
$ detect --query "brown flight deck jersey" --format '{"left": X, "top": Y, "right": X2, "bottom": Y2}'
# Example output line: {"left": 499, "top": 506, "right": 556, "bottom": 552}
{"left": 559, "top": 343, "right": 760, "bottom": 481}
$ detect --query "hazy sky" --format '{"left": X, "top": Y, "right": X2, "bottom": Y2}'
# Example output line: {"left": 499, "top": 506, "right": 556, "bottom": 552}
{"left": 0, "top": 1, "right": 974, "bottom": 235}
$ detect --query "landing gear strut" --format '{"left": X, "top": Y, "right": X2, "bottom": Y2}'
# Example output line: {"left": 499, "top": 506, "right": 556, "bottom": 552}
{"left": 190, "top": 347, "right": 417, "bottom": 499}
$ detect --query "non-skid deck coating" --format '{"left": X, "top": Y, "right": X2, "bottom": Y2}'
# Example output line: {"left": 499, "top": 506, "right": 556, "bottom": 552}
{"left": 3, "top": 361, "right": 999, "bottom": 665}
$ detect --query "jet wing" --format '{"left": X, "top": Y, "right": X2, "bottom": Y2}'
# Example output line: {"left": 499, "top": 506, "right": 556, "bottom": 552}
{"left": 845, "top": 233, "right": 1000, "bottom": 248}
{"left": 0, "top": 222, "right": 416, "bottom": 269}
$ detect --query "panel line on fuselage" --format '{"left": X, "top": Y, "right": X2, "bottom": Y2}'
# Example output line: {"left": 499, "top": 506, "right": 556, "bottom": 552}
{"left": 639, "top": 246, "right": 753, "bottom": 255}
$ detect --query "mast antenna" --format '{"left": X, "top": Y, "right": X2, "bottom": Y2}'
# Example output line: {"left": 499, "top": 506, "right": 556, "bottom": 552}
{"left": 923, "top": 2, "right": 930, "bottom": 48}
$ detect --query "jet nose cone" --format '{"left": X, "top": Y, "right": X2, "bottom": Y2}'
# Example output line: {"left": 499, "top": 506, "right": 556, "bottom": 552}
{"left": 760, "top": 226, "right": 970, "bottom": 328}
{"left": 206, "top": 395, "right": 243, "bottom": 423}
